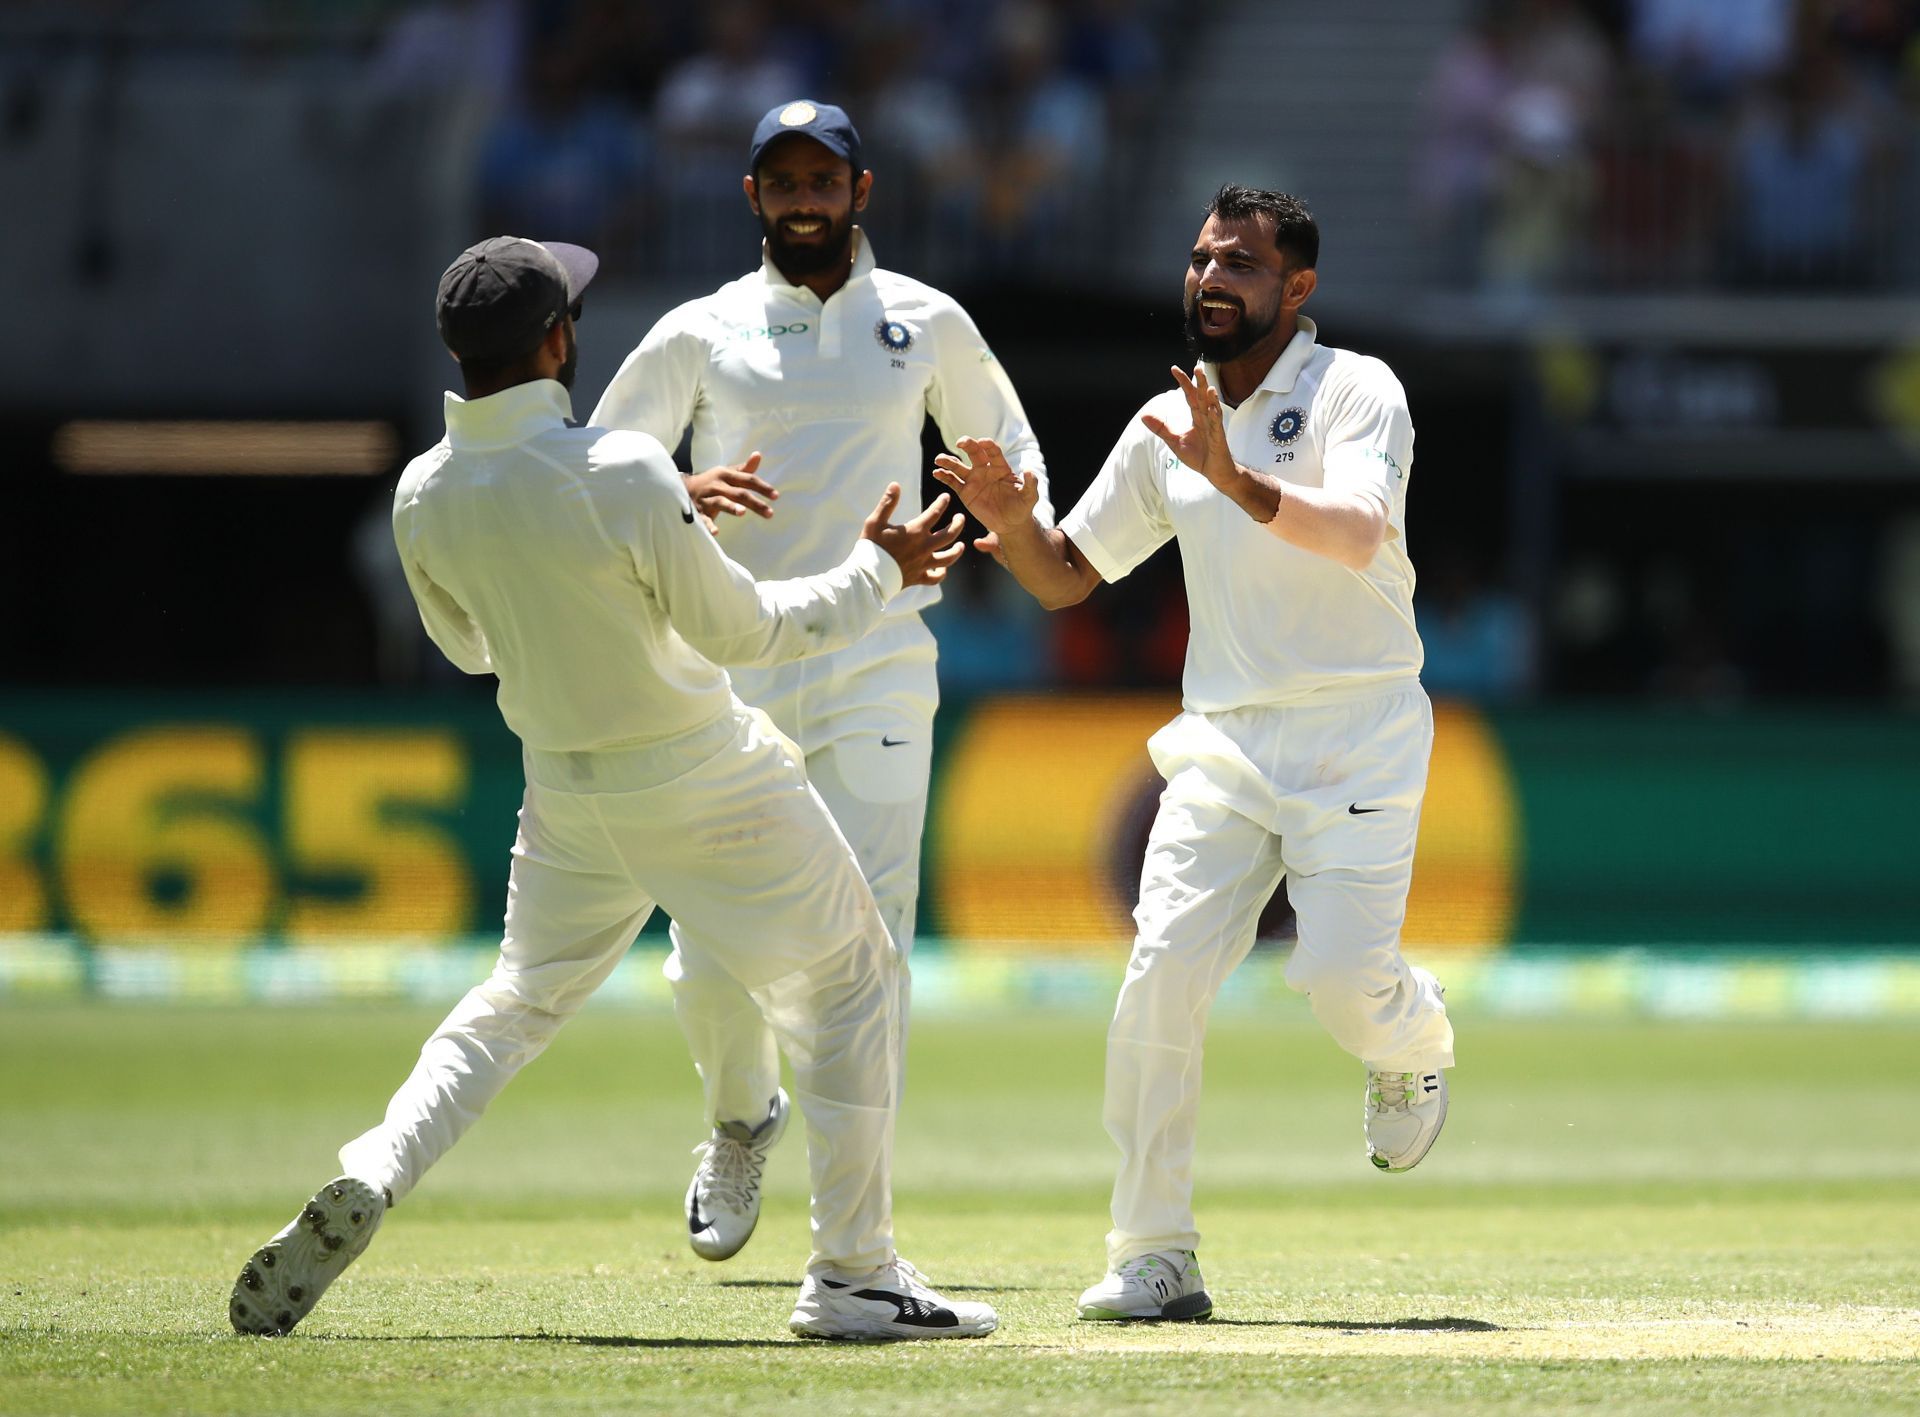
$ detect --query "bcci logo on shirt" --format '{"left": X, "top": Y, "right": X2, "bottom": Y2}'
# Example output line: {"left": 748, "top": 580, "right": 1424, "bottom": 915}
{"left": 1269, "top": 407, "right": 1307, "bottom": 447}
{"left": 875, "top": 319, "right": 914, "bottom": 353}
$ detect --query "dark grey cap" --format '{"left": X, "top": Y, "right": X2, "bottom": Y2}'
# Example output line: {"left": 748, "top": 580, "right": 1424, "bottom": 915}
{"left": 434, "top": 236, "right": 599, "bottom": 364}
{"left": 747, "top": 99, "right": 862, "bottom": 176}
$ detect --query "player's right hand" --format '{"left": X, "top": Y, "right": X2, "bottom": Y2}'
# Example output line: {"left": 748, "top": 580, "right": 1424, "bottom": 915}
{"left": 931, "top": 437, "right": 1039, "bottom": 537}
{"left": 687, "top": 451, "right": 777, "bottom": 521}
{"left": 861, "top": 484, "right": 967, "bottom": 588}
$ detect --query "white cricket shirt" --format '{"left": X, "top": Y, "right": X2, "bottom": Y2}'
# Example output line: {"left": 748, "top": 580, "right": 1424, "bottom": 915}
{"left": 1060, "top": 318, "right": 1421, "bottom": 711}
{"left": 392, "top": 379, "right": 903, "bottom": 754}
{"left": 590, "top": 230, "right": 1049, "bottom": 616}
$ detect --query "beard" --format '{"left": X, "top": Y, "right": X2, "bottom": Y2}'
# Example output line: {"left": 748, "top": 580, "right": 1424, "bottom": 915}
{"left": 557, "top": 321, "right": 578, "bottom": 390}
{"left": 1182, "top": 289, "right": 1283, "bottom": 362}
{"left": 761, "top": 206, "right": 855, "bottom": 276}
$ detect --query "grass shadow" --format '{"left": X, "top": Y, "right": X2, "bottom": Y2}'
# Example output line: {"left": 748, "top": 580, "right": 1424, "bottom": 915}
{"left": 713, "top": 1279, "right": 1021, "bottom": 1293}
{"left": 310, "top": 1332, "right": 792, "bottom": 1349}
{"left": 1270, "top": 1316, "right": 1507, "bottom": 1333}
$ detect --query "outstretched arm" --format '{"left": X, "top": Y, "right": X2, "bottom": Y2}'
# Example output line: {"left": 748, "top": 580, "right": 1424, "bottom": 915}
{"left": 1145, "top": 365, "right": 1388, "bottom": 571}
{"left": 932, "top": 437, "right": 1102, "bottom": 610}
{"left": 654, "top": 483, "right": 967, "bottom": 667}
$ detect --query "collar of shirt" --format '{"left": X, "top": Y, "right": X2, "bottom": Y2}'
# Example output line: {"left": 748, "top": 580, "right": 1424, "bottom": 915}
{"left": 1202, "top": 315, "right": 1319, "bottom": 404}
{"left": 755, "top": 226, "right": 877, "bottom": 307}
{"left": 442, "top": 379, "right": 575, "bottom": 450}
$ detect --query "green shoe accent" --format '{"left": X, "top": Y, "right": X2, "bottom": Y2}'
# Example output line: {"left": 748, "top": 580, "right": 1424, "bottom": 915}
{"left": 1076, "top": 1295, "right": 1214, "bottom": 1322}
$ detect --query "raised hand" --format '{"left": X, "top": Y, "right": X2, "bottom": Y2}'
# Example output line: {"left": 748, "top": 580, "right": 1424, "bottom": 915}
{"left": 861, "top": 483, "right": 968, "bottom": 588}
{"left": 1140, "top": 366, "right": 1237, "bottom": 484}
{"left": 930, "top": 436, "right": 1040, "bottom": 539}
{"left": 687, "top": 451, "right": 778, "bottom": 521}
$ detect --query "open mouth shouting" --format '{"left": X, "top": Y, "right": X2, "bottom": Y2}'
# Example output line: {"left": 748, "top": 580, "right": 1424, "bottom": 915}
{"left": 1195, "top": 293, "right": 1243, "bottom": 334}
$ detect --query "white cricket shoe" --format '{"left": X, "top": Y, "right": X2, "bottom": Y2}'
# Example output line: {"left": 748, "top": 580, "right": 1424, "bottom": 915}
{"left": 1076, "top": 1249, "right": 1212, "bottom": 1321}
{"left": 228, "top": 1176, "right": 385, "bottom": 1336}
{"left": 685, "top": 1089, "right": 789, "bottom": 1261}
{"left": 789, "top": 1257, "right": 998, "bottom": 1340}
{"left": 1365, "top": 1067, "right": 1448, "bottom": 1172}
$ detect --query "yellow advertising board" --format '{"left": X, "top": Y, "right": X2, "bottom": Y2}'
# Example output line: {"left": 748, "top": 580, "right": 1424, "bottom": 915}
{"left": 932, "top": 697, "right": 1518, "bottom": 951}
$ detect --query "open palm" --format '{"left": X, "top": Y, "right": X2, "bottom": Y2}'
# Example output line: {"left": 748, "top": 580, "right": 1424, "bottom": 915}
{"left": 931, "top": 436, "right": 1039, "bottom": 538}
{"left": 1141, "top": 365, "right": 1236, "bottom": 482}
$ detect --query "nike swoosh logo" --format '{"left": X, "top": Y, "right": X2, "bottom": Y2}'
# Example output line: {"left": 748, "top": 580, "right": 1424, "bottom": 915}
{"left": 880, "top": 735, "right": 908, "bottom": 748}
{"left": 688, "top": 1198, "right": 711, "bottom": 1234}
{"left": 1348, "top": 804, "right": 1383, "bottom": 815}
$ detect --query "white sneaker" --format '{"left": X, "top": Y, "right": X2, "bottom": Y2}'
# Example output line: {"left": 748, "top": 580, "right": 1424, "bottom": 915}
{"left": 1366, "top": 1067, "right": 1448, "bottom": 1172}
{"left": 790, "top": 1257, "right": 998, "bottom": 1340}
{"left": 685, "top": 1089, "right": 789, "bottom": 1261}
{"left": 229, "top": 1177, "right": 386, "bottom": 1335}
{"left": 1076, "top": 1249, "right": 1212, "bottom": 1321}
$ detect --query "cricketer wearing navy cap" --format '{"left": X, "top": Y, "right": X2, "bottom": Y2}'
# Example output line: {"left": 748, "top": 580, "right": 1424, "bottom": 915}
{"left": 435, "top": 236, "right": 599, "bottom": 389}
{"left": 591, "top": 98, "right": 1050, "bottom": 1283}
{"left": 227, "top": 220, "right": 987, "bottom": 1343}
{"left": 747, "top": 98, "right": 861, "bottom": 179}
{"left": 743, "top": 100, "right": 868, "bottom": 281}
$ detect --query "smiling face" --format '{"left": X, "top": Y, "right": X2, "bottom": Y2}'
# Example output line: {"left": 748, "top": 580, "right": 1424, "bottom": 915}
{"left": 1182, "top": 213, "right": 1311, "bottom": 366}
{"left": 744, "top": 135, "right": 873, "bottom": 278}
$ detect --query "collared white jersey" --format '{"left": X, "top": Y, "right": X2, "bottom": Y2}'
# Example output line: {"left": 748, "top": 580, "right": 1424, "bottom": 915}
{"left": 1060, "top": 318, "right": 1421, "bottom": 711}
{"left": 590, "top": 231, "right": 1049, "bottom": 617}
{"left": 392, "top": 379, "right": 903, "bottom": 754}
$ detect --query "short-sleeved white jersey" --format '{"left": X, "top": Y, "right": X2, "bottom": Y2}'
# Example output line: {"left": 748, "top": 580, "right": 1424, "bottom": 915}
{"left": 1060, "top": 318, "right": 1421, "bottom": 711}
{"left": 590, "top": 231, "right": 1049, "bottom": 618}
{"left": 392, "top": 380, "right": 902, "bottom": 754}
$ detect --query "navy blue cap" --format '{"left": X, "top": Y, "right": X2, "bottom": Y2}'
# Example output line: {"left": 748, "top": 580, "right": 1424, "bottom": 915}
{"left": 435, "top": 236, "right": 599, "bottom": 364}
{"left": 747, "top": 100, "right": 862, "bottom": 176}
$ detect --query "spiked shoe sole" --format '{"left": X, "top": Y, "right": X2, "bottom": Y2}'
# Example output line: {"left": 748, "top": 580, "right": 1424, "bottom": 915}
{"left": 229, "top": 1177, "right": 384, "bottom": 1336}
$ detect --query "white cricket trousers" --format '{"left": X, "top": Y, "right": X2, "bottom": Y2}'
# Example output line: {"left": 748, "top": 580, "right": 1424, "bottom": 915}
{"left": 666, "top": 614, "right": 936, "bottom": 1128}
{"left": 1105, "top": 685, "right": 1456, "bottom": 1268}
{"left": 337, "top": 705, "right": 901, "bottom": 1275}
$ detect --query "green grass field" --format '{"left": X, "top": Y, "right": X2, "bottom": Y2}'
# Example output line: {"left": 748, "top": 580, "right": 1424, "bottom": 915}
{"left": 3, "top": 997, "right": 1917, "bottom": 1415}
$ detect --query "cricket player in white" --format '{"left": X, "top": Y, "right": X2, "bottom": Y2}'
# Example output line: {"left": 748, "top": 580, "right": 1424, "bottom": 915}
{"left": 229, "top": 235, "right": 997, "bottom": 1342}
{"left": 933, "top": 186, "right": 1455, "bottom": 1322}
{"left": 591, "top": 101, "right": 1048, "bottom": 1262}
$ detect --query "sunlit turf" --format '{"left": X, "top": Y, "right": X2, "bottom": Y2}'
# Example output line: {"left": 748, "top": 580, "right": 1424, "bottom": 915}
{"left": 3, "top": 996, "right": 1917, "bottom": 1414}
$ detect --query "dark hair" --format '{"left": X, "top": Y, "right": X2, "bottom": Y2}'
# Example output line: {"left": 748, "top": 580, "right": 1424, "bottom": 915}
{"left": 1206, "top": 184, "right": 1319, "bottom": 270}
{"left": 455, "top": 347, "right": 542, "bottom": 391}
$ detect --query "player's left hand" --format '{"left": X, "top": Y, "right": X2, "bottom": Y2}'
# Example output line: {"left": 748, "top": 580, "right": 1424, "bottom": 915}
{"left": 1142, "top": 365, "right": 1238, "bottom": 485}
{"left": 687, "top": 452, "right": 778, "bottom": 521}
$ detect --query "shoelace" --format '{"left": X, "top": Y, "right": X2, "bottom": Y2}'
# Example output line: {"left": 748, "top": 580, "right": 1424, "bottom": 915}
{"left": 1369, "top": 1070, "right": 1416, "bottom": 1112}
{"left": 877, "top": 1260, "right": 926, "bottom": 1297}
{"left": 690, "top": 1135, "right": 764, "bottom": 1212}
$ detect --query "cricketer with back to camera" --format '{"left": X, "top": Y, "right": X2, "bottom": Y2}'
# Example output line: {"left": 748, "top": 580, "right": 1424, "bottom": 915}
{"left": 228, "top": 228, "right": 1002, "bottom": 1344}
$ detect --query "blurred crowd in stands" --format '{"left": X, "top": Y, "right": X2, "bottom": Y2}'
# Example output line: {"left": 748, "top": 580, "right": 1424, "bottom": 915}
{"left": 358, "top": 0, "right": 1173, "bottom": 278}
{"left": 11, "top": 0, "right": 1911, "bottom": 706}
{"left": 1419, "top": 0, "right": 1920, "bottom": 293}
